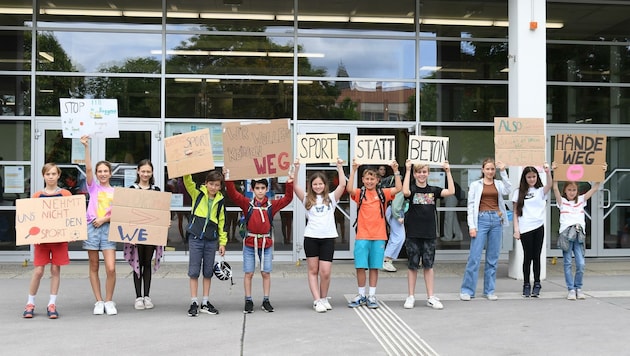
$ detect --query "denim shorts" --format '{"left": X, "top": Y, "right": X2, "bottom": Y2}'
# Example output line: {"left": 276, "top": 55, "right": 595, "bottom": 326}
{"left": 243, "top": 245, "right": 272, "bottom": 273}
{"left": 188, "top": 236, "right": 218, "bottom": 279}
{"left": 353, "top": 239, "right": 386, "bottom": 269}
{"left": 83, "top": 223, "right": 117, "bottom": 251}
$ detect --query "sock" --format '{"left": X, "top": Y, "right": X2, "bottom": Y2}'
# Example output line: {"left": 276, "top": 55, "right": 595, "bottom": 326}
{"left": 263, "top": 296, "right": 269, "bottom": 301}
{"left": 191, "top": 297, "right": 198, "bottom": 304}
{"left": 358, "top": 287, "right": 366, "bottom": 296}
{"left": 369, "top": 287, "right": 376, "bottom": 296}
{"left": 48, "top": 295, "right": 57, "bottom": 306}
{"left": 202, "top": 297, "right": 209, "bottom": 305}
{"left": 245, "top": 296, "right": 253, "bottom": 301}
{"left": 27, "top": 295, "right": 35, "bottom": 305}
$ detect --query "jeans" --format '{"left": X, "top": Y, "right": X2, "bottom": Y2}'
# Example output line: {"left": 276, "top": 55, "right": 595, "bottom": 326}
{"left": 461, "top": 211, "right": 502, "bottom": 297}
{"left": 562, "top": 240, "right": 585, "bottom": 290}
{"left": 384, "top": 206, "right": 405, "bottom": 260}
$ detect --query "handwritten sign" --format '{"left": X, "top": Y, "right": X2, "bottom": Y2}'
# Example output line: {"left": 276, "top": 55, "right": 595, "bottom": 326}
{"left": 408, "top": 135, "right": 449, "bottom": 165}
{"left": 222, "top": 119, "right": 292, "bottom": 180}
{"left": 164, "top": 129, "right": 214, "bottom": 178}
{"left": 60, "top": 98, "right": 119, "bottom": 138}
{"left": 296, "top": 134, "right": 338, "bottom": 164}
{"left": 15, "top": 195, "right": 87, "bottom": 245}
{"left": 354, "top": 135, "right": 395, "bottom": 165}
{"left": 108, "top": 188, "right": 172, "bottom": 246}
{"left": 494, "top": 117, "right": 545, "bottom": 166}
{"left": 553, "top": 134, "right": 607, "bottom": 182}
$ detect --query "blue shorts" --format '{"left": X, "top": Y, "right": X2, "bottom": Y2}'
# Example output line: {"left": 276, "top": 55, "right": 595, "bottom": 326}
{"left": 188, "top": 236, "right": 218, "bottom": 279}
{"left": 83, "top": 223, "right": 117, "bottom": 251}
{"left": 243, "top": 245, "right": 272, "bottom": 273}
{"left": 353, "top": 239, "right": 385, "bottom": 269}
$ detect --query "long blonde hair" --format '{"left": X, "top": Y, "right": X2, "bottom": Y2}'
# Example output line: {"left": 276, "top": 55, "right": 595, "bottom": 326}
{"left": 305, "top": 172, "right": 331, "bottom": 210}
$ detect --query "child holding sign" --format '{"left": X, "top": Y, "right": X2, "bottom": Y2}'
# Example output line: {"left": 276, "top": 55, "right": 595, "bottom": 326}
{"left": 81, "top": 135, "right": 118, "bottom": 315}
{"left": 22, "top": 163, "right": 72, "bottom": 319}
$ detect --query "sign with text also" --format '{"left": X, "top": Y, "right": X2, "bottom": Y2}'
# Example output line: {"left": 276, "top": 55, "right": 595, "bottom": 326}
{"left": 553, "top": 134, "right": 607, "bottom": 182}
{"left": 408, "top": 135, "right": 449, "bottom": 165}
{"left": 164, "top": 128, "right": 215, "bottom": 178}
{"left": 222, "top": 119, "right": 292, "bottom": 180}
{"left": 494, "top": 117, "right": 546, "bottom": 166}
{"left": 296, "top": 134, "right": 338, "bottom": 164}
{"left": 15, "top": 195, "right": 87, "bottom": 245}
{"left": 108, "top": 188, "right": 172, "bottom": 246}
{"left": 354, "top": 135, "right": 396, "bottom": 165}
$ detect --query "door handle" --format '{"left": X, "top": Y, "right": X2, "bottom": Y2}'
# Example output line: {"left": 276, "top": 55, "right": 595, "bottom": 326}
{"left": 601, "top": 188, "right": 611, "bottom": 209}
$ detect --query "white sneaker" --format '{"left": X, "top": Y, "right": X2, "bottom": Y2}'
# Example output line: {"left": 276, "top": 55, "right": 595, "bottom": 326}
{"left": 143, "top": 296, "right": 154, "bottom": 309}
{"left": 104, "top": 301, "right": 118, "bottom": 315}
{"left": 577, "top": 289, "right": 586, "bottom": 300}
{"left": 93, "top": 301, "right": 105, "bottom": 315}
{"left": 313, "top": 300, "right": 327, "bottom": 313}
{"left": 321, "top": 298, "right": 332, "bottom": 310}
{"left": 459, "top": 293, "right": 471, "bottom": 301}
{"left": 382, "top": 260, "right": 397, "bottom": 272}
{"left": 134, "top": 297, "right": 145, "bottom": 310}
{"left": 404, "top": 296, "right": 415, "bottom": 309}
{"left": 567, "top": 290, "right": 577, "bottom": 300}
{"left": 485, "top": 294, "right": 498, "bottom": 301}
{"left": 427, "top": 296, "right": 444, "bottom": 310}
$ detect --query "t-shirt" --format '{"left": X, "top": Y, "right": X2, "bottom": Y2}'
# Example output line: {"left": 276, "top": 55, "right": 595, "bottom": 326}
{"left": 557, "top": 195, "right": 587, "bottom": 233}
{"left": 303, "top": 192, "right": 338, "bottom": 238}
{"left": 405, "top": 184, "right": 443, "bottom": 239}
{"left": 511, "top": 187, "right": 547, "bottom": 233}
{"left": 351, "top": 187, "right": 395, "bottom": 240}
{"left": 32, "top": 188, "right": 72, "bottom": 198}
{"left": 86, "top": 181, "right": 114, "bottom": 223}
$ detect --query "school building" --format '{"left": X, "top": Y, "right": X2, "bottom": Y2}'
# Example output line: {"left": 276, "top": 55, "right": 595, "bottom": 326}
{"left": 0, "top": 0, "right": 629, "bottom": 264}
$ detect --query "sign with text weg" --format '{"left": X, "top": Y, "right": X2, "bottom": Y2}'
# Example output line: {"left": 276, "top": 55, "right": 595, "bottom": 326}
{"left": 15, "top": 195, "right": 87, "bottom": 245}
{"left": 553, "top": 134, "right": 607, "bottom": 182}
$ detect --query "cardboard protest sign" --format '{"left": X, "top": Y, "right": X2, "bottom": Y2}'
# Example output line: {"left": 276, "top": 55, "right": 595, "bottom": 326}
{"left": 296, "top": 134, "right": 338, "bottom": 164}
{"left": 553, "top": 134, "right": 607, "bottom": 182}
{"left": 408, "top": 135, "right": 449, "bottom": 165}
{"left": 60, "top": 98, "right": 119, "bottom": 138}
{"left": 354, "top": 135, "right": 396, "bottom": 165}
{"left": 15, "top": 195, "right": 87, "bottom": 245}
{"left": 108, "top": 188, "right": 172, "bottom": 246}
{"left": 494, "top": 117, "right": 546, "bottom": 166}
{"left": 222, "top": 119, "right": 292, "bottom": 180}
{"left": 164, "top": 129, "right": 214, "bottom": 178}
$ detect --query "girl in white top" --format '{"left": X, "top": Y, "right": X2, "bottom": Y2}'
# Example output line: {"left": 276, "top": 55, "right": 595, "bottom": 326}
{"left": 512, "top": 164, "right": 552, "bottom": 298}
{"left": 293, "top": 158, "right": 346, "bottom": 313}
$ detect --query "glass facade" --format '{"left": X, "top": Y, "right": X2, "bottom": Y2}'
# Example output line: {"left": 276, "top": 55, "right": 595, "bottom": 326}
{"left": 0, "top": 0, "right": 629, "bottom": 259}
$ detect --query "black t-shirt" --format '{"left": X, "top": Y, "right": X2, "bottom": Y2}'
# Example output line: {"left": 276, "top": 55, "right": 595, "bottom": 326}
{"left": 404, "top": 184, "right": 443, "bottom": 239}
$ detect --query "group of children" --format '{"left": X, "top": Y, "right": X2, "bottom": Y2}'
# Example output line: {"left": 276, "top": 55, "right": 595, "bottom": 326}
{"left": 21, "top": 144, "right": 602, "bottom": 319}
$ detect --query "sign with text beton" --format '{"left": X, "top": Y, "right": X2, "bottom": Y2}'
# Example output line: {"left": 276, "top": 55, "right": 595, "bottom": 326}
{"left": 164, "top": 128, "right": 214, "bottom": 178}
{"left": 15, "top": 195, "right": 87, "bottom": 246}
{"left": 354, "top": 135, "right": 396, "bottom": 165}
{"left": 222, "top": 119, "right": 292, "bottom": 180}
{"left": 60, "top": 98, "right": 119, "bottom": 138}
{"left": 553, "top": 134, "right": 607, "bottom": 182}
{"left": 108, "top": 188, "right": 172, "bottom": 246}
{"left": 408, "top": 135, "right": 449, "bottom": 165}
{"left": 494, "top": 117, "right": 546, "bottom": 166}
{"left": 296, "top": 134, "right": 338, "bottom": 164}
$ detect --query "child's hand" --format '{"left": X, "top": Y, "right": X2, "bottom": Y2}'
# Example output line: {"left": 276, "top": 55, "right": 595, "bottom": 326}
{"left": 442, "top": 160, "right": 450, "bottom": 172}
{"left": 496, "top": 161, "right": 505, "bottom": 171}
{"left": 293, "top": 159, "right": 300, "bottom": 172}
{"left": 351, "top": 158, "right": 359, "bottom": 171}
{"left": 551, "top": 161, "right": 558, "bottom": 170}
{"left": 390, "top": 160, "right": 399, "bottom": 172}
{"left": 336, "top": 157, "right": 344, "bottom": 167}
{"left": 603, "top": 162, "right": 608, "bottom": 171}
{"left": 405, "top": 159, "right": 412, "bottom": 170}
{"left": 543, "top": 162, "right": 550, "bottom": 173}
{"left": 80, "top": 135, "right": 90, "bottom": 147}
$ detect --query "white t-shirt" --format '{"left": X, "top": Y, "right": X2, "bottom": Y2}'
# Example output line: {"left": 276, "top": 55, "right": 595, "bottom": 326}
{"left": 512, "top": 187, "right": 548, "bottom": 233}
{"left": 557, "top": 195, "right": 587, "bottom": 233}
{"left": 303, "top": 192, "right": 339, "bottom": 238}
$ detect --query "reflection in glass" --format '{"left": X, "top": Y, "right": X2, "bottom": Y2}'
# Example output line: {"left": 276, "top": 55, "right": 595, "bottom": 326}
{"left": 0, "top": 31, "right": 30, "bottom": 71}
{"left": 547, "top": 86, "right": 630, "bottom": 124}
{"left": 0, "top": 120, "right": 31, "bottom": 161}
{"left": 0, "top": 75, "right": 30, "bottom": 116}
{"left": 419, "top": 40, "right": 508, "bottom": 80}
{"left": 422, "top": 127, "right": 494, "bottom": 165}
{"left": 418, "top": 83, "right": 507, "bottom": 122}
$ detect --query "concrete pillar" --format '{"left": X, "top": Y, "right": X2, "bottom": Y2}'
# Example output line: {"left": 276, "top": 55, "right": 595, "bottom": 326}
{"left": 507, "top": 0, "right": 547, "bottom": 281}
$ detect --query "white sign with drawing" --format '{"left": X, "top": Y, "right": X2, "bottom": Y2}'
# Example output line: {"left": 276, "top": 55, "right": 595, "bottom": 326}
{"left": 60, "top": 98, "right": 119, "bottom": 138}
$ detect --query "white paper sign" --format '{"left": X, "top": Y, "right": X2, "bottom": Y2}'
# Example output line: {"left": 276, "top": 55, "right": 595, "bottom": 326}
{"left": 60, "top": 98, "right": 119, "bottom": 138}
{"left": 4, "top": 166, "right": 25, "bottom": 193}
{"left": 408, "top": 135, "right": 449, "bottom": 165}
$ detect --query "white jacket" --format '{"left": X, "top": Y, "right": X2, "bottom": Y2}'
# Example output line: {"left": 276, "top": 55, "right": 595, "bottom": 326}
{"left": 467, "top": 169, "right": 512, "bottom": 230}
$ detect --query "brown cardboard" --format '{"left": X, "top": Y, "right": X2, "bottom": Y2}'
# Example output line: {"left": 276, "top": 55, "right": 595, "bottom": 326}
{"left": 108, "top": 187, "right": 172, "bottom": 246}
{"left": 15, "top": 195, "right": 87, "bottom": 246}
{"left": 408, "top": 135, "right": 449, "bottom": 165}
{"left": 494, "top": 117, "right": 546, "bottom": 166}
{"left": 296, "top": 134, "right": 338, "bottom": 164}
{"left": 164, "top": 128, "right": 214, "bottom": 178}
{"left": 354, "top": 135, "right": 396, "bottom": 165}
{"left": 222, "top": 119, "right": 292, "bottom": 180}
{"left": 553, "top": 134, "right": 607, "bottom": 182}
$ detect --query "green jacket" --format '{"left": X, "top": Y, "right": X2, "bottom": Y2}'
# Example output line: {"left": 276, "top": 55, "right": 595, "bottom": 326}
{"left": 183, "top": 174, "right": 227, "bottom": 246}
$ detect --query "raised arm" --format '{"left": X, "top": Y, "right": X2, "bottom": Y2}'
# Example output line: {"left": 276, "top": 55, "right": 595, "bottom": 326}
{"left": 402, "top": 159, "right": 412, "bottom": 197}
{"left": 346, "top": 158, "right": 359, "bottom": 197}
{"left": 333, "top": 158, "right": 347, "bottom": 201}
{"left": 551, "top": 162, "right": 563, "bottom": 204}
{"left": 583, "top": 162, "right": 607, "bottom": 201}
{"left": 390, "top": 160, "right": 402, "bottom": 194}
{"left": 292, "top": 160, "right": 305, "bottom": 202}
{"left": 542, "top": 162, "right": 553, "bottom": 195}
{"left": 441, "top": 160, "right": 455, "bottom": 197}
{"left": 80, "top": 135, "right": 93, "bottom": 186}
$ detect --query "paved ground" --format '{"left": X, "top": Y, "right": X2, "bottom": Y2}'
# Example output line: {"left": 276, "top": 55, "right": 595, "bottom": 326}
{"left": 2, "top": 258, "right": 630, "bottom": 356}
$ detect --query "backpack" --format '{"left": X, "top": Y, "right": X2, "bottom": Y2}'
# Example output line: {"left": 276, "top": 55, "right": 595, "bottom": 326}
{"left": 238, "top": 200, "right": 273, "bottom": 239}
{"left": 352, "top": 186, "right": 387, "bottom": 233}
{"left": 185, "top": 187, "right": 225, "bottom": 242}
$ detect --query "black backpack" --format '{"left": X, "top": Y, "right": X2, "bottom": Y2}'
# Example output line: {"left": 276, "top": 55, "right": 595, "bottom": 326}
{"left": 352, "top": 186, "right": 387, "bottom": 232}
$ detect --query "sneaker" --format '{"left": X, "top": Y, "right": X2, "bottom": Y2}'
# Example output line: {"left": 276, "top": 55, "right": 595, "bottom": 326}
{"left": 321, "top": 298, "right": 332, "bottom": 310}
{"left": 459, "top": 293, "right": 471, "bottom": 301}
{"left": 23, "top": 303, "right": 35, "bottom": 318}
{"left": 382, "top": 260, "right": 397, "bottom": 272}
{"left": 47, "top": 304, "right": 59, "bottom": 319}
{"left": 577, "top": 289, "right": 586, "bottom": 300}
{"left": 427, "top": 296, "right": 444, "bottom": 310}
{"left": 261, "top": 299, "right": 274, "bottom": 313}
{"left": 366, "top": 295, "right": 379, "bottom": 309}
{"left": 93, "top": 301, "right": 105, "bottom": 315}
{"left": 200, "top": 301, "right": 219, "bottom": 315}
{"left": 485, "top": 294, "right": 498, "bottom": 301}
{"left": 143, "top": 296, "right": 154, "bottom": 309}
{"left": 134, "top": 297, "right": 145, "bottom": 310}
{"left": 243, "top": 300, "right": 254, "bottom": 314}
{"left": 313, "top": 300, "right": 327, "bottom": 313}
{"left": 347, "top": 294, "right": 367, "bottom": 308}
{"left": 531, "top": 283, "right": 541, "bottom": 298}
{"left": 567, "top": 289, "right": 577, "bottom": 300}
{"left": 188, "top": 302, "right": 198, "bottom": 317}
{"left": 404, "top": 296, "right": 415, "bottom": 309}
{"left": 522, "top": 283, "right": 531, "bottom": 298}
{"left": 104, "top": 301, "right": 117, "bottom": 315}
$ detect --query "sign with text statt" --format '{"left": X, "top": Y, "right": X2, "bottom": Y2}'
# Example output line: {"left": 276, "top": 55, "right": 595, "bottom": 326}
{"left": 494, "top": 117, "right": 546, "bottom": 166}
{"left": 60, "top": 98, "right": 119, "bottom": 138}
{"left": 108, "top": 188, "right": 172, "bottom": 246}
{"left": 553, "top": 134, "right": 607, "bottom": 182}
{"left": 15, "top": 195, "right": 87, "bottom": 245}
{"left": 296, "top": 134, "right": 338, "bottom": 164}
{"left": 354, "top": 135, "right": 396, "bottom": 165}
{"left": 408, "top": 135, "right": 449, "bottom": 165}
{"left": 222, "top": 119, "right": 292, "bottom": 180}
{"left": 164, "top": 128, "right": 214, "bottom": 178}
